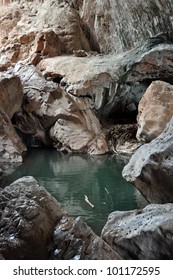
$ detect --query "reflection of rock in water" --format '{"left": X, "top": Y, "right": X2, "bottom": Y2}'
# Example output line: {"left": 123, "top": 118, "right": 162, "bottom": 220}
{"left": 134, "top": 188, "right": 148, "bottom": 209}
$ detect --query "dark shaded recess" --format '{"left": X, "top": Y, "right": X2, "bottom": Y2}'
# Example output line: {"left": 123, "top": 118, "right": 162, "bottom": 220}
{"left": 81, "top": 22, "right": 100, "bottom": 53}
{"left": 14, "top": 127, "right": 44, "bottom": 148}
{"left": 52, "top": 75, "right": 63, "bottom": 84}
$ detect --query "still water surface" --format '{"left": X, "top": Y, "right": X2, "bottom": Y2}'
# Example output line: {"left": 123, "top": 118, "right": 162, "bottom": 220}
{"left": 0, "top": 148, "right": 147, "bottom": 234}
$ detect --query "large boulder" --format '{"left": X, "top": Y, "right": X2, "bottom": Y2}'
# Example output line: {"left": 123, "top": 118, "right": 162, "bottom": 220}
{"left": 136, "top": 81, "right": 173, "bottom": 142}
{"left": 0, "top": 176, "right": 64, "bottom": 259}
{"left": 101, "top": 204, "right": 173, "bottom": 260}
{"left": 122, "top": 117, "right": 173, "bottom": 204}
{"left": 14, "top": 63, "right": 108, "bottom": 154}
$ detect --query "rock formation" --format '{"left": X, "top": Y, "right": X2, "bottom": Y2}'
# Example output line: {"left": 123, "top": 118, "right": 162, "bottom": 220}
{"left": 70, "top": 0, "right": 173, "bottom": 54}
{"left": 102, "top": 203, "right": 173, "bottom": 260}
{"left": 136, "top": 81, "right": 173, "bottom": 142}
{"left": 0, "top": 72, "right": 26, "bottom": 167}
{"left": 0, "top": 176, "right": 64, "bottom": 259}
{"left": 122, "top": 118, "right": 173, "bottom": 204}
{"left": 13, "top": 63, "right": 108, "bottom": 154}
{"left": 0, "top": 176, "right": 121, "bottom": 260}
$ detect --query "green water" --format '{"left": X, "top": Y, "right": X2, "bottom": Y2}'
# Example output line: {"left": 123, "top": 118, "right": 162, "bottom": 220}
{"left": 0, "top": 148, "right": 147, "bottom": 235}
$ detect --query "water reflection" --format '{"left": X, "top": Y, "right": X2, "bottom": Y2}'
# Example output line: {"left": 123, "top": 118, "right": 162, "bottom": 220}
{"left": 0, "top": 148, "right": 147, "bottom": 234}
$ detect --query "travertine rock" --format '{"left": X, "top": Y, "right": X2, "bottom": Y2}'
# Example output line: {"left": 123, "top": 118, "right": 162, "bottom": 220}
{"left": 0, "top": 176, "right": 64, "bottom": 259}
{"left": 122, "top": 117, "right": 173, "bottom": 204}
{"left": 137, "top": 81, "right": 173, "bottom": 142}
{"left": 102, "top": 204, "right": 173, "bottom": 260}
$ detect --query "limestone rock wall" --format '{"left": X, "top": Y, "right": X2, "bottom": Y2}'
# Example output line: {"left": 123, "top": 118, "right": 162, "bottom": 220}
{"left": 73, "top": 0, "right": 173, "bottom": 54}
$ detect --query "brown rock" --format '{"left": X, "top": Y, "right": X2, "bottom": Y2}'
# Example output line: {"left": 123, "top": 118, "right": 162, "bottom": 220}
{"left": 14, "top": 63, "right": 108, "bottom": 154}
{"left": 137, "top": 81, "right": 173, "bottom": 142}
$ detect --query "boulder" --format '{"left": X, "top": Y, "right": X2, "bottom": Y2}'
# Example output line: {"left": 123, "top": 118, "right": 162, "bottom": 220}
{"left": 122, "top": 117, "right": 173, "bottom": 203}
{"left": 0, "top": 72, "right": 23, "bottom": 119}
{"left": 0, "top": 176, "right": 64, "bottom": 259}
{"left": 0, "top": 107, "right": 26, "bottom": 163}
{"left": 137, "top": 81, "right": 173, "bottom": 142}
{"left": 14, "top": 63, "right": 108, "bottom": 154}
{"left": 101, "top": 204, "right": 173, "bottom": 260}
{"left": 50, "top": 215, "right": 122, "bottom": 260}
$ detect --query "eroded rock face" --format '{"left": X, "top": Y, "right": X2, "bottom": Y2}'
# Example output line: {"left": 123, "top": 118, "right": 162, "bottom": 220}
{"left": 102, "top": 204, "right": 173, "bottom": 260}
{"left": 0, "top": 72, "right": 23, "bottom": 119}
{"left": 14, "top": 63, "right": 108, "bottom": 154}
{"left": 0, "top": 0, "right": 95, "bottom": 67}
{"left": 122, "top": 118, "right": 173, "bottom": 204}
{"left": 50, "top": 216, "right": 122, "bottom": 260}
{"left": 137, "top": 81, "right": 173, "bottom": 142}
{"left": 0, "top": 176, "right": 64, "bottom": 259}
{"left": 0, "top": 108, "right": 26, "bottom": 163}
{"left": 72, "top": 0, "right": 173, "bottom": 54}
{"left": 38, "top": 35, "right": 173, "bottom": 120}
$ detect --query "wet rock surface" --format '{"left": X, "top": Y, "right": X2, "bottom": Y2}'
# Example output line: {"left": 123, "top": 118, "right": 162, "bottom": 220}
{"left": 123, "top": 118, "right": 173, "bottom": 204}
{"left": 102, "top": 203, "right": 173, "bottom": 260}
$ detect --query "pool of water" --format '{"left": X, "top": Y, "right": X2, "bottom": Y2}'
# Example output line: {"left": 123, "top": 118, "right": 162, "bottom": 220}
{"left": 0, "top": 148, "right": 147, "bottom": 235}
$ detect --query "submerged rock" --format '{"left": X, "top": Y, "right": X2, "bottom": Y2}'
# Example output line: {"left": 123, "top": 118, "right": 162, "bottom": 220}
{"left": 0, "top": 176, "right": 64, "bottom": 259}
{"left": 122, "top": 117, "right": 173, "bottom": 204}
{"left": 102, "top": 204, "right": 173, "bottom": 260}
{"left": 137, "top": 81, "right": 173, "bottom": 142}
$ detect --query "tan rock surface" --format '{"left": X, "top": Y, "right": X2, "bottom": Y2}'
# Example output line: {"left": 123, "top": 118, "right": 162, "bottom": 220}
{"left": 14, "top": 63, "right": 108, "bottom": 154}
{"left": 0, "top": 72, "right": 23, "bottom": 119}
{"left": 137, "top": 81, "right": 173, "bottom": 142}
{"left": 0, "top": 107, "right": 26, "bottom": 163}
